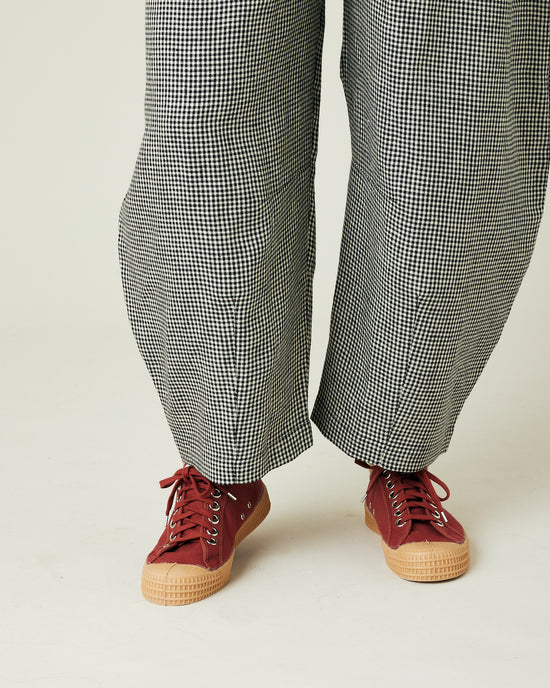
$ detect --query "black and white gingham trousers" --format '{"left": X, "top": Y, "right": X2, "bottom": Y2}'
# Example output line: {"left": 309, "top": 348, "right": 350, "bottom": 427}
{"left": 118, "top": 1, "right": 549, "bottom": 484}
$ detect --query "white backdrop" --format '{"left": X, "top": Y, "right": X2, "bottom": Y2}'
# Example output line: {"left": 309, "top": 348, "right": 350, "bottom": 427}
{"left": 1, "top": 2, "right": 549, "bottom": 687}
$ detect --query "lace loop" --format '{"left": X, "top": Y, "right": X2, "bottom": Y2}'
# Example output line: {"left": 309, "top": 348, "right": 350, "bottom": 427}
{"left": 379, "top": 469, "right": 451, "bottom": 528}
{"left": 157, "top": 464, "right": 230, "bottom": 552}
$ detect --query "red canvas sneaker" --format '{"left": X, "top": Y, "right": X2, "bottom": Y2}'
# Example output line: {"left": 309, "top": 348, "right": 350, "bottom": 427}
{"left": 361, "top": 465, "right": 470, "bottom": 582}
{"left": 141, "top": 463, "right": 271, "bottom": 605}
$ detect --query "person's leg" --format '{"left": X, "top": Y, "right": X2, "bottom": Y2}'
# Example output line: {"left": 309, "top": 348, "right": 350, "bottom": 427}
{"left": 311, "top": 1, "right": 549, "bottom": 580}
{"left": 118, "top": 0, "right": 325, "bottom": 604}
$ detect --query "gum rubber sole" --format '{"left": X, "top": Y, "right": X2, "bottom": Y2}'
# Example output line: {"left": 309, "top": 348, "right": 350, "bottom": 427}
{"left": 364, "top": 503, "right": 470, "bottom": 582}
{"left": 141, "top": 487, "right": 271, "bottom": 605}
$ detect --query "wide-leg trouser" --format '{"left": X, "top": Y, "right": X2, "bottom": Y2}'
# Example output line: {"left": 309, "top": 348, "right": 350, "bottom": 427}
{"left": 118, "top": 0, "right": 549, "bottom": 484}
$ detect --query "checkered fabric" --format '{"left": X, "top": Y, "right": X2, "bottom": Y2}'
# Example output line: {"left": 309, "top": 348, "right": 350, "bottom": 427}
{"left": 118, "top": 0, "right": 549, "bottom": 483}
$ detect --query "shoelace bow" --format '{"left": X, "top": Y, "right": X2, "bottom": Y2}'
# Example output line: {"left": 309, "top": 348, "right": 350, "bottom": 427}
{"left": 158, "top": 464, "right": 234, "bottom": 550}
{"left": 379, "top": 469, "right": 451, "bottom": 528}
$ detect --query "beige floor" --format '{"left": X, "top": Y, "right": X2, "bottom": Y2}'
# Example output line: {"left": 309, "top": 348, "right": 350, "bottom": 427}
{"left": 2, "top": 291, "right": 550, "bottom": 688}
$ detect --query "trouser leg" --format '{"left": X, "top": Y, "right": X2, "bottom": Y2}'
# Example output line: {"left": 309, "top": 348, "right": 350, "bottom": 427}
{"left": 118, "top": 0, "right": 325, "bottom": 483}
{"left": 311, "top": 0, "right": 550, "bottom": 471}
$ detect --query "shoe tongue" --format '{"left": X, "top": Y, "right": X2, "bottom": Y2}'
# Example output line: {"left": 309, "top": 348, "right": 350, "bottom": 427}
{"left": 399, "top": 474, "right": 440, "bottom": 538}
{"left": 183, "top": 464, "right": 213, "bottom": 500}
{"left": 170, "top": 471, "right": 213, "bottom": 543}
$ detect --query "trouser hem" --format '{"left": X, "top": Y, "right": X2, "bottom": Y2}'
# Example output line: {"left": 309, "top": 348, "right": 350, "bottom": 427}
{"left": 186, "top": 418, "right": 314, "bottom": 485}
{"left": 310, "top": 406, "right": 449, "bottom": 474}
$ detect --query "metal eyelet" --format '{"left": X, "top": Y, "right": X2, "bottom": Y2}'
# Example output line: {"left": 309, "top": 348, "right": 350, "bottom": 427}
{"left": 170, "top": 520, "right": 176, "bottom": 529}
{"left": 386, "top": 480, "right": 395, "bottom": 490}
{"left": 207, "top": 527, "right": 218, "bottom": 537}
{"left": 211, "top": 488, "right": 222, "bottom": 498}
{"left": 209, "top": 500, "right": 220, "bottom": 512}
{"left": 383, "top": 470, "right": 391, "bottom": 479}
{"left": 169, "top": 533, "right": 176, "bottom": 541}
{"left": 395, "top": 518, "right": 407, "bottom": 527}
{"left": 388, "top": 491, "right": 395, "bottom": 499}
{"left": 240, "top": 513, "right": 245, "bottom": 520}
{"left": 435, "top": 521, "right": 444, "bottom": 527}
{"left": 431, "top": 510, "right": 440, "bottom": 519}
{"left": 207, "top": 537, "right": 217, "bottom": 545}
{"left": 208, "top": 514, "right": 220, "bottom": 525}
{"left": 394, "top": 509, "right": 403, "bottom": 517}
{"left": 247, "top": 502, "right": 252, "bottom": 509}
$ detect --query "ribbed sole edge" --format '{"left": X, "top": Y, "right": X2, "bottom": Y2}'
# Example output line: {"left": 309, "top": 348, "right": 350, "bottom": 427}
{"left": 141, "top": 487, "right": 271, "bottom": 605}
{"left": 364, "top": 503, "right": 470, "bottom": 582}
